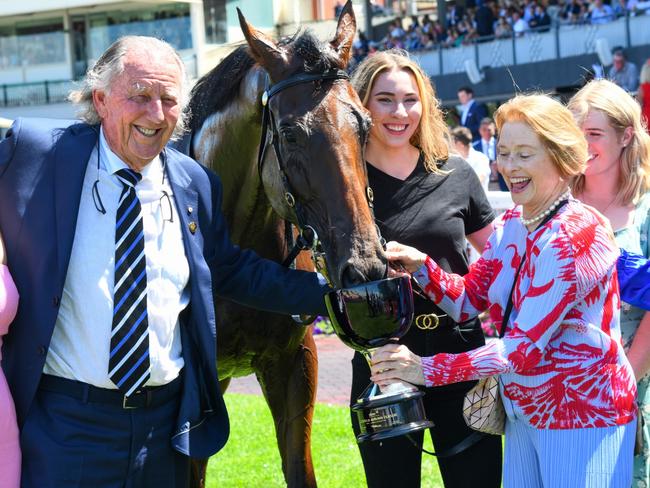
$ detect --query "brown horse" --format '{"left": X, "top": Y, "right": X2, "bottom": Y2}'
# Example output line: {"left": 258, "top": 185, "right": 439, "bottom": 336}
{"left": 184, "top": 2, "right": 386, "bottom": 486}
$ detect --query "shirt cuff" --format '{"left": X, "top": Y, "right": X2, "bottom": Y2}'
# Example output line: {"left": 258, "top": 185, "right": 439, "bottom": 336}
{"left": 421, "top": 356, "right": 437, "bottom": 388}
{"left": 412, "top": 256, "right": 435, "bottom": 287}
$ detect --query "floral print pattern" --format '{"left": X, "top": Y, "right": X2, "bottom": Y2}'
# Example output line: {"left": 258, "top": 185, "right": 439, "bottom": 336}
{"left": 417, "top": 200, "right": 637, "bottom": 429}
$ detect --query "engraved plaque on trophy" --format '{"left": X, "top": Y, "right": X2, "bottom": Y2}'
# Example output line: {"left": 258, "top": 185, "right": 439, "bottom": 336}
{"left": 325, "top": 276, "right": 434, "bottom": 442}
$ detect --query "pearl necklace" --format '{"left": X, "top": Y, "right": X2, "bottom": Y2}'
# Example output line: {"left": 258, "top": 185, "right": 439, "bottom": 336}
{"left": 520, "top": 189, "right": 572, "bottom": 226}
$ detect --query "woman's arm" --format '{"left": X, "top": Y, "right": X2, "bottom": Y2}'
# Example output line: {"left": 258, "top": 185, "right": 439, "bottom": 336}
{"left": 386, "top": 239, "right": 498, "bottom": 322}
{"left": 375, "top": 217, "right": 616, "bottom": 388}
{"left": 0, "top": 232, "right": 17, "bottom": 333}
{"left": 372, "top": 240, "right": 583, "bottom": 387}
{"left": 467, "top": 222, "right": 493, "bottom": 253}
{"left": 370, "top": 331, "right": 544, "bottom": 387}
{"left": 626, "top": 311, "right": 650, "bottom": 380}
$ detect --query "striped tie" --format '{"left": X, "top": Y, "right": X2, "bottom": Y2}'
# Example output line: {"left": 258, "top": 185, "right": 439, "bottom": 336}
{"left": 109, "top": 168, "right": 150, "bottom": 397}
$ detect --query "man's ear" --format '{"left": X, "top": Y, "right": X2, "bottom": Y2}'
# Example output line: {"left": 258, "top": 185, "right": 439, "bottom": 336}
{"left": 92, "top": 90, "right": 107, "bottom": 119}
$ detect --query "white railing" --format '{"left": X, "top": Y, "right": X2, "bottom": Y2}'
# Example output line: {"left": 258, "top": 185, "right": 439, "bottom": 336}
{"left": 414, "top": 14, "right": 649, "bottom": 76}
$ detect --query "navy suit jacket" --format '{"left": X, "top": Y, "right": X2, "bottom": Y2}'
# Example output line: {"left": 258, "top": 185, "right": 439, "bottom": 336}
{"left": 462, "top": 100, "right": 488, "bottom": 142}
{"left": 0, "top": 118, "right": 328, "bottom": 458}
{"left": 472, "top": 137, "right": 496, "bottom": 161}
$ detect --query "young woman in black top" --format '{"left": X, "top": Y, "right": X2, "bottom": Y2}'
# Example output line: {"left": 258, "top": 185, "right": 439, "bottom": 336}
{"left": 349, "top": 50, "right": 502, "bottom": 487}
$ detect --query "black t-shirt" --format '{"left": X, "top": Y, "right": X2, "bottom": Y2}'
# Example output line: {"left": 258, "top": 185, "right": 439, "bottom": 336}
{"left": 367, "top": 154, "right": 495, "bottom": 357}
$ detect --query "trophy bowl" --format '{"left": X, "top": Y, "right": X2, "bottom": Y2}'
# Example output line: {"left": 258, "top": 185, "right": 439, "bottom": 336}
{"left": 325, "top": 276, "right": 434, "bottom": 443}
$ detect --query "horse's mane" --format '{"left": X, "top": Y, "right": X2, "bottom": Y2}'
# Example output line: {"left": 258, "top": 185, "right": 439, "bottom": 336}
{"left": 187, "top": 45, "right": 255, "bottom": 132}
{"left": 186, "top": 30, "right": 340, "bottom": 133}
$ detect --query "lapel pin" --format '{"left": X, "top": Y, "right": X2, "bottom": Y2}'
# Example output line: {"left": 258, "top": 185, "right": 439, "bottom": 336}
{"left": 187, "top": 206, "right": 193, "bottom": 214}
{"left": 188, "top": 222, "right": 197, "bottom": 234}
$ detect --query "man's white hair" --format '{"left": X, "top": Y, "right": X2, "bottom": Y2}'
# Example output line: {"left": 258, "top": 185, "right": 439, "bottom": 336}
{"left": 68, "top": 36, "right": 190, "bottom": 140}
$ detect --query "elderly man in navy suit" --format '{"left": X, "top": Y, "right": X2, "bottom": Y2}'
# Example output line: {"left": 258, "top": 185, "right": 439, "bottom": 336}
{"left": 0, "top": 36, "right": 329, "bottom": 487}
{"left": 458, "top": 86, "right": 488, "bottom": 142}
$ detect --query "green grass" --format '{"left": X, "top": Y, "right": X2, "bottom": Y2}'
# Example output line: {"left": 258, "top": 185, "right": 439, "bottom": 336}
{"left": 206, "top": 393, "right": 444, "bottom": 487}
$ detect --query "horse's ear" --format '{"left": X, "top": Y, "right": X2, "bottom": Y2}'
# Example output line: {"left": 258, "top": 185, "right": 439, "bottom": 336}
{"left": 237, "top": 8, "right": 286, "bottom": 70}
{"left": 331, "top": 0, "right": 356, "bottom": 68}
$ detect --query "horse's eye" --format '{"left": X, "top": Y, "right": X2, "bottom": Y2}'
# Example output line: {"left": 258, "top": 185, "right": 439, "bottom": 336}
{"left": 280, "top": 126, "right": 297, "bottom": 144}
{"left": 353, "top": 111, "right": 372, "bottom": 137}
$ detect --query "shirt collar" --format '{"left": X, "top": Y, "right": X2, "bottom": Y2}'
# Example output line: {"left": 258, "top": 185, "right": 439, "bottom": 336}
{"left": 99, "top": 127, "right": 162, "bottom": 182}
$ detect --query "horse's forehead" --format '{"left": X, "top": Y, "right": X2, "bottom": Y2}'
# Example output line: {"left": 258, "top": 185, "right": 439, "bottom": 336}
{"left": 276, "top": 82, "right": 360, "bottom": 113}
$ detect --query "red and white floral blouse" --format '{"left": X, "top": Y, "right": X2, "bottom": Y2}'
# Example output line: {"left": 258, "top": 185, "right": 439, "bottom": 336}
{"left": 416, "top": 200, "right": 637, "bottom": 429}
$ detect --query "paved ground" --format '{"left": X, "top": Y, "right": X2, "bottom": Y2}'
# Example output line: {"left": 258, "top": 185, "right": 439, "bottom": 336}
{"left": 227, "top": 333, "right": 354, "bottom": 405}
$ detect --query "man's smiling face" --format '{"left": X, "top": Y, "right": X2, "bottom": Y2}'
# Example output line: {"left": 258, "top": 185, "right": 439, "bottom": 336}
{"left": 92, "top": 48, "right": 182, "bottom": 171}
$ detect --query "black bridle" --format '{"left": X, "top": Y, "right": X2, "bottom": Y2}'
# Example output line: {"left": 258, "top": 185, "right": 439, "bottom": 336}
{"left": 256, "top": 68, "right": 382, "bottom": 298}
{"left": 257, "top": 69, "right": 356, "bottom": 324}
{"left": 256, "top": 68, "right": 352, "bottom": 273}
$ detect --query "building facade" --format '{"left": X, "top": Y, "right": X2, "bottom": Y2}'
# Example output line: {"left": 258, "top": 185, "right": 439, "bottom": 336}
{"left": 0, "top": 0, "right": 348, "bottom": 85}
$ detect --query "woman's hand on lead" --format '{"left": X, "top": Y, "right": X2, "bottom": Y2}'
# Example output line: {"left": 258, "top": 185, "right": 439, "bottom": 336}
{"left": 370, "top": 344, "right": 426, "bottom": 387}
{"left": 385, "top": 241, "right": 427, "bottom": 274}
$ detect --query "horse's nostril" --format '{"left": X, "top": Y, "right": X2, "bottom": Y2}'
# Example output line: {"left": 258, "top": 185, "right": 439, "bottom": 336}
{"left": 341, "top": 264, "right": 366, "bottom": 288}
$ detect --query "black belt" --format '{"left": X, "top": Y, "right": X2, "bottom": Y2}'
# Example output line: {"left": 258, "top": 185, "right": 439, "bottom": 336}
{"left": 39, "top": 373, "right": 182, "bottom": 409}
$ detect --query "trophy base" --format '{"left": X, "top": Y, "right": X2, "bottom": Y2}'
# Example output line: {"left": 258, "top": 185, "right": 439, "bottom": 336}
{"left": 352, "top": 383, "right": 434, "bottom": 443}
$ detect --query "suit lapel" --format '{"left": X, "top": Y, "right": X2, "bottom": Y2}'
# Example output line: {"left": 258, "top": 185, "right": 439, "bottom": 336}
{"left": 54, "top": 124, "right": 98, "bottom": 281}
{"left": 164, "top": 149, "right": 201, "bottom": 266}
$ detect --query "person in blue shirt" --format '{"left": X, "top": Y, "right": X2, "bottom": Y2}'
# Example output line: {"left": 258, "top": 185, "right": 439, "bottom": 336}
{"left": 619, "top": 249, "right": 650, "bottom": 309}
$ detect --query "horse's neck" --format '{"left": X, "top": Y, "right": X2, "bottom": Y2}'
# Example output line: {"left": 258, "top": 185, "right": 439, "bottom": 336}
{"left": 193, "top": 66, "right": 282, "bottom": 245}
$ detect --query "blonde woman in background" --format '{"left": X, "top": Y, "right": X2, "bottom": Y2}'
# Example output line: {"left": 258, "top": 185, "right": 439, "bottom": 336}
{"left": 569, "top": 78, "right": 650, "bottom": 487}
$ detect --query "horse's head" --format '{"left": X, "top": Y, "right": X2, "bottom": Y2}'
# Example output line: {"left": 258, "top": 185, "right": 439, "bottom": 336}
{"left": 238, "top": 2, "right": 387, "bottom": 289}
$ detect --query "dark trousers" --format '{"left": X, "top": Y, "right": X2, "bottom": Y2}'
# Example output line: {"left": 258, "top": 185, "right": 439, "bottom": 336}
{"left": 351, "top": 354, "right": 502, "bottom": 488}
{"left": 20, "top": 379, "right": 189, "bottom": 488}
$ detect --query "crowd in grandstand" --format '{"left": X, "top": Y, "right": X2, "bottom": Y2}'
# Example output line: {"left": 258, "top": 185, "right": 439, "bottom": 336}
{"left": 352, "top": 0, "right": 650, "bottom": 59}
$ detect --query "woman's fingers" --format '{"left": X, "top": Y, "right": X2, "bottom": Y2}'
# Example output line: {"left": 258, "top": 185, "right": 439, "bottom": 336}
{"left": 369, "top": 345, "right": 425, "bottom": 386}
{"left": 384, "top": 241, "right": 426, "bottom": 272}
{"left": 387, "top": 266, "right": 410, "bottom": 278}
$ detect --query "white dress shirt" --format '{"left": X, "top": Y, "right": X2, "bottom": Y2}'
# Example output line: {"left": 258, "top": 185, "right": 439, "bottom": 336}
{"left": 44, "top": 129, "right": 190, "bottom": 388}
{"left": 480, "top": 136, "right": 496, "bottom": 161}
{"left": 466, "top": 147, "right": 491, "bottom": 193}
{"left": 460, "top": 99, "right": 475, "bottom": 126}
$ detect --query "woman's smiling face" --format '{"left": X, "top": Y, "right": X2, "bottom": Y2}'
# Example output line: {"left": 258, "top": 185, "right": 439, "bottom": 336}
{"left": 366, "top": 68, "right": 422, "bottom": 151}
{"left": 580, "top": 109, "right": 629, "bottom": 179}
{"left": 497, "top": 121, "right": 565, "bottom": 219}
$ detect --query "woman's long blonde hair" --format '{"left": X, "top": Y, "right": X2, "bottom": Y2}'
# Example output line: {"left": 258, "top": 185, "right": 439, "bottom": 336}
{"left": 568, "top": 79, "right": 650, "bottom": 205}
{"left": 351, "top": 49, "right": 449, "bottom": 172}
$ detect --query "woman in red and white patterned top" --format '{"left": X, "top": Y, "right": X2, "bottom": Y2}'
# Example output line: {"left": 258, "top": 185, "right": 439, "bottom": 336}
{"left": 371, "top": 94, "right": 638, "bottom": 487}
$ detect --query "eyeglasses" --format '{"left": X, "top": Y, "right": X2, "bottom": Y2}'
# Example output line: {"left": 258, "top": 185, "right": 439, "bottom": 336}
{"left": 92, "top": 145, "right": 174, "bottom": 223}
{"left": 160, "top": 190, "right": 174, "bottom": 223}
